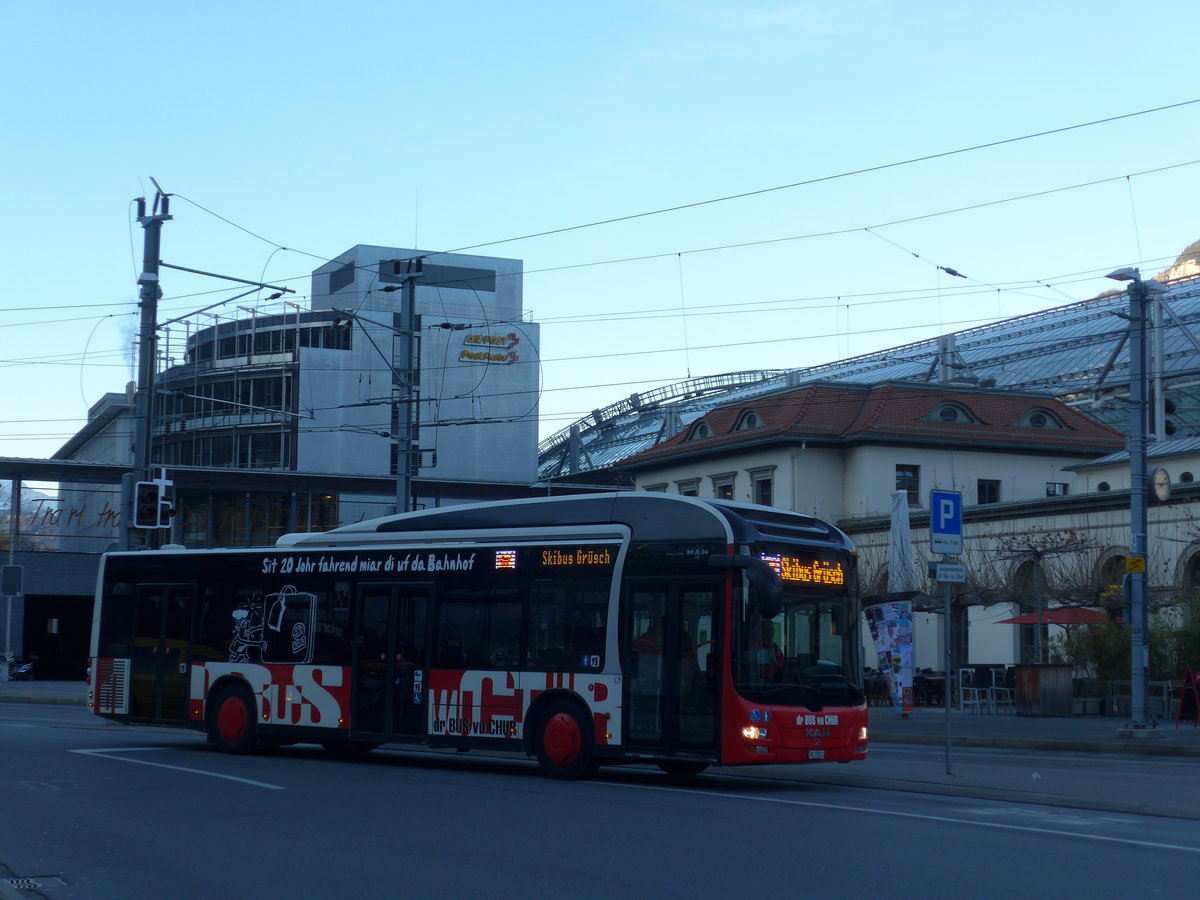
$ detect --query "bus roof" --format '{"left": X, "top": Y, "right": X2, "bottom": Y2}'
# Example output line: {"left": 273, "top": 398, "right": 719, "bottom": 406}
{"left": 278, "top": 492, "right": 852, "bottom": 551}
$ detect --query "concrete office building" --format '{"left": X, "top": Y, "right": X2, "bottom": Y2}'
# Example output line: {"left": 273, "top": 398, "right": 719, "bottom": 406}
{"left": 55, "top": 245, "right": 541, "bottom": 545}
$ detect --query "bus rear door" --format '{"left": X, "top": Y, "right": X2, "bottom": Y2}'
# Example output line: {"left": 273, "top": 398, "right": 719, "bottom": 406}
{"left": 131, "top": 583, "right": 195, "bottom": 722}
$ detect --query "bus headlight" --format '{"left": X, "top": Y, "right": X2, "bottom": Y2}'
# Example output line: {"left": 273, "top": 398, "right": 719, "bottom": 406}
{"left": 741, "top": 725, "right": 768, "bottom": 740}
{"left": 858, "top": 726, "right": 868, "bottom": 741}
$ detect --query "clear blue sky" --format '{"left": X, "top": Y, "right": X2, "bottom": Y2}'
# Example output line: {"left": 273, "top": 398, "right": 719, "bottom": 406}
{"left": 4, "top": 0, "right": 1199, "bottom": 462}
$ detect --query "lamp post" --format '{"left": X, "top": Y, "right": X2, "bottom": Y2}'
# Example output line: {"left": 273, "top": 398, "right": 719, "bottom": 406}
{"left": 1106, "top": 266, "right": 1164, "bottom": 730}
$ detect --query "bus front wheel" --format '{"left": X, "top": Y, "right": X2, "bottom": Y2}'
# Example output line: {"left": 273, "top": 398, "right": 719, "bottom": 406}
{"left": 208, "top": 684, "right": 259, "bottom": 754}
{"left": 535, "top": 700, "right": 597, "bottom": 780}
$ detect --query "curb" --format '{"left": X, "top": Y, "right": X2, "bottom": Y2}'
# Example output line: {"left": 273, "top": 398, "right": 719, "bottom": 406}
{"left": 872, "top": 731, "right": 1200, "bottom": 757}
{"left": 0, "top": 694, "right": 87, "bottom": 707}
{"left": 776, "top": 769, "right": 1200, "bottom": 821}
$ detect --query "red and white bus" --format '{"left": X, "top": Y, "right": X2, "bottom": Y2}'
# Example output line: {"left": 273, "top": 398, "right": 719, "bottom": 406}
{"left": 89, "top": 492, "right": 867, "bottom": 778}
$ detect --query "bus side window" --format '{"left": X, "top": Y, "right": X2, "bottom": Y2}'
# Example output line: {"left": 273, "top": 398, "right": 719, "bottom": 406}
{"left": 437, "top": 627, "right": 466, "bottom": 667}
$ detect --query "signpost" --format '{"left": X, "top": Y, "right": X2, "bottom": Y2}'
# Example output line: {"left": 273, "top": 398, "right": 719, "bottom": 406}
{"left": 929, "top": 489, "right": 963, "bottom": 774}
{"left": 1, "top": 564, "right": 22, "bottom": 682}
{"left": 930, "top": 490, "right": 963, "bottom": 556}
{"left": 934, "top": 562, "right": 966, "bottom": 583}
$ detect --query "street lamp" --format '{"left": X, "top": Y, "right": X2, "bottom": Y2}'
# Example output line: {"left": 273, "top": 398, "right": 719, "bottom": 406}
{"left": 1105, "top": 266, "right": 1166, "bottom": 730}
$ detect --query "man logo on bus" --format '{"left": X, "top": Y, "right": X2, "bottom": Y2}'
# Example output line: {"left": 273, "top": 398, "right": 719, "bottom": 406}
{"left": 230, "top": 606, "right": 266, "bottom": 663}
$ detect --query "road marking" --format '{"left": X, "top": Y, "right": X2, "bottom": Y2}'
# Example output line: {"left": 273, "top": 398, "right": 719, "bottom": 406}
{"left": 68, "top": 748, "right": 286, "bottom": 790}
{"left": 603, "top": 781, "right": 1200, "bottom": 854}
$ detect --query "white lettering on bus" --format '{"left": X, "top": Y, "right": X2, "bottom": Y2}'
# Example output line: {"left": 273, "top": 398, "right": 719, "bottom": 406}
{"left": 193, "top": 663, "right": 346, "bottom": 729}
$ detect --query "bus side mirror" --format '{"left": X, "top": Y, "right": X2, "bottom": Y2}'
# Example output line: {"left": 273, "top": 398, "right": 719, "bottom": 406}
{"left": 708, "top": 553, "right": 783, "bottom": 619}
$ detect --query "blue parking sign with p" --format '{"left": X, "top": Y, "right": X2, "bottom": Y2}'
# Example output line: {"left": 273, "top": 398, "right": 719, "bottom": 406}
{"left": 929, "top": 490, "right": 962, "bottom": 556}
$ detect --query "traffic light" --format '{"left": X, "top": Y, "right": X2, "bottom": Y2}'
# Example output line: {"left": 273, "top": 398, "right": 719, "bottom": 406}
{"left": 133, "top": 481, "right": 162, "bottom": 529}
{"left": 158, "top": 482, "right": 175, "bottom": 528}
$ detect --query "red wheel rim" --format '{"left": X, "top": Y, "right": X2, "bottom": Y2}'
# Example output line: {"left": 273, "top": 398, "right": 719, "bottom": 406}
{"left": 542, "top": 712, "right": 582, "bottom": 767}
{"left": 218, "top": 696, "right": 249, "bottom": 744}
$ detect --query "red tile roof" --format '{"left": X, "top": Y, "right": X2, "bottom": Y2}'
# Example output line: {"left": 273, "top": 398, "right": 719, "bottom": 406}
{"left": 616, "top": 382, "right": 1125, "bottom": 469}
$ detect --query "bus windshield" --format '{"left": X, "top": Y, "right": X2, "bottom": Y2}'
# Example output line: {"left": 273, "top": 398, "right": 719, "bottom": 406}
{"left": 733, "top": 585, "right": 863, "bottom": 709}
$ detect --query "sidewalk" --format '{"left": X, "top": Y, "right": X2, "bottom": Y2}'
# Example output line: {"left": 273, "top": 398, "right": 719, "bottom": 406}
{"left": 870, "top": 704, "right": 1200, "bottom": 756}
{"left": 780, "top": 705, "right": 1200, "bottom": 820}
{"left": 0, "top": 680, "right": 89, "bottom": 706}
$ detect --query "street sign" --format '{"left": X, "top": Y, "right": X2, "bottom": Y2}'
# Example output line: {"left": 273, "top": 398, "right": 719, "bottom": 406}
{"left": 929, "top": 489, "right": 963, "bottom": 555}
{"left": 935, "top": 562, "right": 966, "bottom": 583}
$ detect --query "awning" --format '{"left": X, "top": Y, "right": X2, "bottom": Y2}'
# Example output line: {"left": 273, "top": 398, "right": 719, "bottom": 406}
{"left": 994, "top": 608, "right": 1109, "bottom": 625}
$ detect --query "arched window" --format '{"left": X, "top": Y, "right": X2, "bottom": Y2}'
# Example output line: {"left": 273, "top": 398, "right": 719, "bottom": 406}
{"left": 1183, "top": 552, "right": 1200, "bottom": 592}
{"left": 923, "top": 402, "right": 980, "bottom": 425}
{"left": 734, "top": 410, "right": 763, "bottom": 430}
{"left": 1012, "top": 559, "right": 1048, "bottom": 664}
{"left": 688, "top": 420, "right": 713, "bottom": 440}
{"left": 1015, "top": 407, "right": 1069, "bottom": 430}
{"left": 1097, "top": 555, "right": 1127, "bottom": 593}
{"left": 1012, "top": 559, "right": 1045, "bottom": 604}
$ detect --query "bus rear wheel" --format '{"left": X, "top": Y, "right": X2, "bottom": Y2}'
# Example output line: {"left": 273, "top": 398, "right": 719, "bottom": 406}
{"left": 208, "top": 684, "right": 259, "bottom": 754}
{"left": 535, "top": 700, "right": 597, "bottom": 780}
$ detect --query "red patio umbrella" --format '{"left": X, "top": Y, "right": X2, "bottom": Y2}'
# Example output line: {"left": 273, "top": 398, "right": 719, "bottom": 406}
{"left": 994, "top": 608, "right": 1109, "bottom": 625}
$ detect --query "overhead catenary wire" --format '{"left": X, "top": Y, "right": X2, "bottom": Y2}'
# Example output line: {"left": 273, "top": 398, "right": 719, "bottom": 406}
{"left": 6, "top": 101, "right": 1200, "bottom": 451}
{"left": 150, "top": 102, "right": 1200, "bottom": 310}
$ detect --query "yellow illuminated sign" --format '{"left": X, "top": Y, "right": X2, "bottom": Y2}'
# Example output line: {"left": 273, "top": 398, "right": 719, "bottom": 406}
{"left": 763, "top": 555, "right": 846, "bottom": 586}
{"left": 540, "top": 548, "right": 613, "bottom": 567}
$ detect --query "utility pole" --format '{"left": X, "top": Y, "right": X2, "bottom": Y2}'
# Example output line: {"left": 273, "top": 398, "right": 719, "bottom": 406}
{"left": 1125, "top": 272, "right": 1151, "bottom": 730}
{"left": 1106, "top": 266, "right": 1165, "bottom": 732}
{"left": 126, "top": 186, "right": 171, "bottom": 549}
{"left": 390, "top": 259, "right": 424, "bottom": 514}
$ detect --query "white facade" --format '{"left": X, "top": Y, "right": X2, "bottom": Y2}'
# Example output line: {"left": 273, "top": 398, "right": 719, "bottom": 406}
{"left": 638, "top": 443, "right": 1094, "bottom": 527}
{"left": 307, "top": 245, "right": 539, "bottom": 486}
{"left": 616, "top": 382, "right": 1198, "bottom": 671}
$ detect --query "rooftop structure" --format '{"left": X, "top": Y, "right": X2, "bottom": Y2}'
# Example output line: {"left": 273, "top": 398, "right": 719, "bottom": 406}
{"left": 540, "top": 242, "right": 1200, "bottom": 480}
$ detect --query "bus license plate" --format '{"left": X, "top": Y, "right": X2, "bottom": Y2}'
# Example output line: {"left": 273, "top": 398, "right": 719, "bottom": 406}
{"left": 808, "top": 750, "right": 825, "bottom": 760}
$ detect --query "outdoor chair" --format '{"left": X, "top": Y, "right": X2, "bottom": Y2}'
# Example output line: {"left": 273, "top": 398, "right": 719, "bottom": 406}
{"left": 959, "top": 668, "right": 987, "bottom": 714}
{"left": 990, "top": 667, "right": 1016, "bottom": 713}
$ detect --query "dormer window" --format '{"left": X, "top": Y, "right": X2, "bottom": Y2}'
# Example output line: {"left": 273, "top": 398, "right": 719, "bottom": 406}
{"left": 735, "top": 410, "right": 763, "bottom": 431}
{"left": 688, "top": 420, "right": 713, "bottom": 440}
{"left": 1016, "top": 407, "right": 1068, "bottom": 430}
{"left": 924, "top": 402, "right": 980, "bottom": 425}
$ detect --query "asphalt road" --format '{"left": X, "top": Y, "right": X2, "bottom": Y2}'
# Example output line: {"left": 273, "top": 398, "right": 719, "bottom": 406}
{"left": 3, "top": 704, "right": 1200, "bottom": 899}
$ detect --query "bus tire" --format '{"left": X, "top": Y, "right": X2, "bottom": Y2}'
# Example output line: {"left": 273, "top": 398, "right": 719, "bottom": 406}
{"left": 657, "top": 760, "right": 709, "bottom": 779}
{"left": 208, "top": 683, "right": 259, "bottom": 754}
{"left": 534, "top": 700, "right": 597, "bottom": 780}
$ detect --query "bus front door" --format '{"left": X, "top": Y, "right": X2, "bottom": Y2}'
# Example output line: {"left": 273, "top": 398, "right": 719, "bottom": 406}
{"left": 353, "top": 584, "right": 429, "bottom": 739}
{"left": 131, "top": 584, "right": 195, "bottom": 722}
{"left": 627, "top": 580, "right": 720, "bottom": 755}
